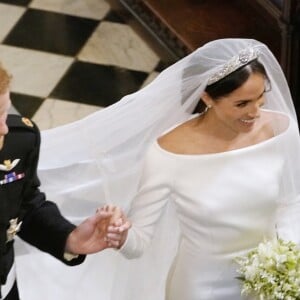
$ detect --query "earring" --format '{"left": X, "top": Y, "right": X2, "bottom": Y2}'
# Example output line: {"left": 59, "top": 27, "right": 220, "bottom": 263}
{"left": 201, "top": 104, "right": 211, "bottom": 115}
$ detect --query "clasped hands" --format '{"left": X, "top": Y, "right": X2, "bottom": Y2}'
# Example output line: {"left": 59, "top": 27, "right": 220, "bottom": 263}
{"left": 65, "top": 204, "right": 131, "bottom": 256}
{"left": 99, "top": 204, "right": 131, "bottom": 249}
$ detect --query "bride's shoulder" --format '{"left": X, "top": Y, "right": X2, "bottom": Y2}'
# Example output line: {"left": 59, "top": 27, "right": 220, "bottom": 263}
{"left": 157, "top": 125, "right": 186, "bottom": 152}
{"left": 157, "top": 116, "right": 199, "bottom": 153}
{"left": 261, "top": 109, "right": 290, "bottom": 133}
{"left": 261, "top": 109, "right": 288, "bottom": 120}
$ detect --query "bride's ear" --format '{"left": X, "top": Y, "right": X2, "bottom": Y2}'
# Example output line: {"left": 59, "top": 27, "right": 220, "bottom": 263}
{"left": 201, "top": 92, "right": 213, "bottom": 108}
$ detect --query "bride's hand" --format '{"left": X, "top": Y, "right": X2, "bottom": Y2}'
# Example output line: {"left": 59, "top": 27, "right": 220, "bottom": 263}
{"left": 99, "top": 205, "right": 131, "bottom": 248}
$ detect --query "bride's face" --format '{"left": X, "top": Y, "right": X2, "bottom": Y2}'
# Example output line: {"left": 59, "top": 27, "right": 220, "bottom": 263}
{"left": 208, "top": 73, "right": 266, "bottom": 134}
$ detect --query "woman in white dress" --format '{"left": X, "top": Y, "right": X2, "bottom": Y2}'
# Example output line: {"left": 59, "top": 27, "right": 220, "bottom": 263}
{"left": 107, "top": 50, "right": 299, "bottom": 300}
{"left": 15, "top": 39, "right": 300, "bottom": 300}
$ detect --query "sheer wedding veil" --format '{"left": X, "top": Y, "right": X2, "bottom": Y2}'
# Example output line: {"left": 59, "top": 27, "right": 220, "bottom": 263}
{"left": 15, "top": 38, "right": 300, "bottom": 299}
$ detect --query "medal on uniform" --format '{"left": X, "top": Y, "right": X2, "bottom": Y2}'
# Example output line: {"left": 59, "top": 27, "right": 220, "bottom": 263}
{"left": 0, "top": 159, "right": 20, "bottom": 171}
{"left": 0, "top": 171, "right": 25, "bottom": 185}
{"left": 6, "top": 218, "right": 22, "bottom": 242}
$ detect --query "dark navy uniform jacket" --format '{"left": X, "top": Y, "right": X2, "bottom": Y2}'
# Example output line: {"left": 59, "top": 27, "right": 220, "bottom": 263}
{"left": 0, "top": 115, "right": 84, "bottom": 297}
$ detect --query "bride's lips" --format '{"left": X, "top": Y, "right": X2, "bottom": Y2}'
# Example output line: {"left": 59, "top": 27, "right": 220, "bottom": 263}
{"left": 239, "top": 118, "right": 259, "bottom": 128}
{"left": 240, "top": 119, "right": 256, "bottom": 124}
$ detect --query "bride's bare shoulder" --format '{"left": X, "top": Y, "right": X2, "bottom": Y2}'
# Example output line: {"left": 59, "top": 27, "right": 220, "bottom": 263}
{"left": 261, "top": 109, "right": 290, "bottom": 133}
{"left": 158, "top": 117, "right": 197, "bottom": 153}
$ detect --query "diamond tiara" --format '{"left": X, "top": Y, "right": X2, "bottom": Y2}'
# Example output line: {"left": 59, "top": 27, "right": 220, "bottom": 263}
{"left": 207, "top": 47, "right": 259, "bottom": 86}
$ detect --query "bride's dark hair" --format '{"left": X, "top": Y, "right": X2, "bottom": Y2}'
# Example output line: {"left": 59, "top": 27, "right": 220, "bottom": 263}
{"left": 194, "top": 59, "right": 270, "bottom": 113}
{"left": 206, "top": 59, "right": 269, "bottom": 99}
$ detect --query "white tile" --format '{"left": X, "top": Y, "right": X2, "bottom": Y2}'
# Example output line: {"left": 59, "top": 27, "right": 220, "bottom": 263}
{"left": 78, "top": 21, "right": 160, "bottom": 73}
{"left": 32, "top": 98, "right": 102, "bottom": 130}
{"left": 0, "top": 4, "right": 25, "bottom": 42}
{"left": 30, "top": 0, "right": 110, "bottom": 20}
{"left": 0, "top": 45, "right": 73, "bottom": 98}
{"left": 9, "top": 105, "right": 19, "bottom": 115}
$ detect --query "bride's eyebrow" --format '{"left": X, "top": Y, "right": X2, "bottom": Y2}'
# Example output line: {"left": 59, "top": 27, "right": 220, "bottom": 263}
{"left": 235, "top": 89, "right": 265, "bottom": 103}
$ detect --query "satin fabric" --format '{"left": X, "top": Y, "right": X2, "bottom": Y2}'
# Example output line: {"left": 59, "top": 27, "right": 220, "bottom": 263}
{"left": 120, "top": 111, "right": 298, "bottom": 299}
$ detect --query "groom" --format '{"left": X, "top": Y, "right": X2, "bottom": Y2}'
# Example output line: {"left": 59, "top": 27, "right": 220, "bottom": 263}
{"left": 0, "top": 62, "right": 129, "bottom": 300}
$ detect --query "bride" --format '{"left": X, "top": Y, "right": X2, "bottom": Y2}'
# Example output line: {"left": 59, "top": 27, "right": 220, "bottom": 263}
{"left": 15, "top": 38, "right": 300, "bottom": 299}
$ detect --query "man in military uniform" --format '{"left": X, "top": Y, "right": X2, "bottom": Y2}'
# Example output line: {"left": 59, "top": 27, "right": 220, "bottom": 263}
{"left": 0, "top": 64, "right": 126, "bottom": 299}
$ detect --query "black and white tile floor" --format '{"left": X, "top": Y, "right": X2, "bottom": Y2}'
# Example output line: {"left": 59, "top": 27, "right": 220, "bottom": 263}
{"left": 0, "top": 0, "right": 167, "bottom": 129}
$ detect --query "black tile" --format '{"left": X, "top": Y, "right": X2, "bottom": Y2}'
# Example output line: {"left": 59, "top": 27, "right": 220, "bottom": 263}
{"left": 155, "top": 60, "right": 172, "bottom": 72}
{"left": 3, "top": 8, "right": 99, "bottom": 56}
{"left": 0, "top": 0, "right": 31, "bottom": 6}
{"left": 11, "top": 93, "right": 44, "bottom": 118}
{"left": 103, "top": 11, "right": 126, "bottom": 24}
{"left": 50, "top": 61, "right": 148, "bottom": 107}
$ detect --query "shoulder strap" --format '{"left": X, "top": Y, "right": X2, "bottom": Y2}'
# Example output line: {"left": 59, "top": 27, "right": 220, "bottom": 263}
{"left": 8, "top": 115, "right": 42, "bottom": 221}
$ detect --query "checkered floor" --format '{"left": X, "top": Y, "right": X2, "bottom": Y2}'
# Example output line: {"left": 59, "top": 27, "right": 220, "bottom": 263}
{"left": 0, "top": 0, "right": 167, "bottom": 130}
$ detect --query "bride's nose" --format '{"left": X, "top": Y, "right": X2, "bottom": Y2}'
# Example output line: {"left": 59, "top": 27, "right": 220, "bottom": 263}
{"left": 247, "top": 102, "right": 261, "bottom": 118}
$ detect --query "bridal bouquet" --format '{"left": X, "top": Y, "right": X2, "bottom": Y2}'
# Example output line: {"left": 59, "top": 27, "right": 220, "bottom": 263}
{"left": 235, "top": 238, "right": 300, "bottom": 300}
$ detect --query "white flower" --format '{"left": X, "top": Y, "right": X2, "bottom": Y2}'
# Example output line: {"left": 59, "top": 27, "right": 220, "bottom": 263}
{"left": 235, "top": 238, "right": 300, "bottom": 299}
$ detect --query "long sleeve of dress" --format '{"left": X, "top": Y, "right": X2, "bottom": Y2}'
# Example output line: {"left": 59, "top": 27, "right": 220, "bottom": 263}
{"left": 119, "top": 143, "right": 173, "bottom": 258}
{"left": 276, "top": 197, "right": 300, "bottom": 245}
{"left": 275, "top": 118, "right": 300, "bottom": 245}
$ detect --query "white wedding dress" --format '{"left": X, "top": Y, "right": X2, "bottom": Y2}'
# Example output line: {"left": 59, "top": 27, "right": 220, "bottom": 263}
{"left": 14, "top": 112, "right": 300, "bottom": 300}
{"left": 119, "top": 113, "right": 300, "bottom": 300}
{"left": 14, "top": 39, "right": 300, "bottom": 300}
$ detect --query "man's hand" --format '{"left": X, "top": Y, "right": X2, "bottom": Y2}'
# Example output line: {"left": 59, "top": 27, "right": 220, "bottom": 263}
{"left": 64, "top": 207, "right": 114, "bottom": 254}
{"left": 65, "top": 205, "right": 130, "bottom": 255}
